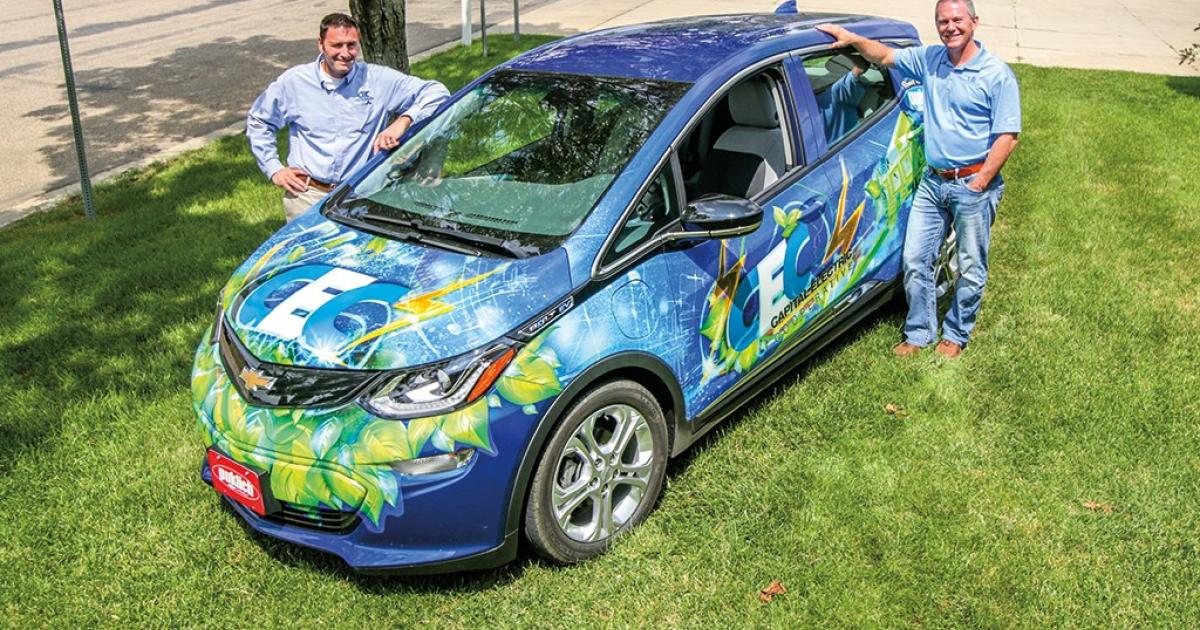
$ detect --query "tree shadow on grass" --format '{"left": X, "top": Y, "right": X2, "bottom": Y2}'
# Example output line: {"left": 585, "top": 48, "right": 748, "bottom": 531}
{"left": 23, "top": 35, "right": 314, "bottom": 192}
{"left": 0, "top": 134, "right": 279, "bottom": 470}
{"left": 1167, "top": 75, "right": 1200, "bottom": 100}
{"left": 21, "top": 17, "right": 566, "bottom": 198}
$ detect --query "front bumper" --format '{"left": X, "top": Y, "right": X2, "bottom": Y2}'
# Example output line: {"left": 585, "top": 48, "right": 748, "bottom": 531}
{"left": 201, "top": 458, "right": 520, "bottom": 573}
{"left": 190, "top": 331, "right": 557, "bottom": 573}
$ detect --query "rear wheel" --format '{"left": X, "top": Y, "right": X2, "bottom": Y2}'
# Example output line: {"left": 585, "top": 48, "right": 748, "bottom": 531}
{"left": 524, "top": 380, "right": 668, "bottom": 564}
{"left": 934, "top": 228, "right": 959, "bottom": 302}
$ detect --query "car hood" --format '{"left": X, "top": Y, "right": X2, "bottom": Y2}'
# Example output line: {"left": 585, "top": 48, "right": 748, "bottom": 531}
{"left": 219, "top": 217, "right": 572, "bottom": 371}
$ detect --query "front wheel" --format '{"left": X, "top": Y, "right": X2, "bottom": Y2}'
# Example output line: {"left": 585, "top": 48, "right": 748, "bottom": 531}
{"left": 524, "top": 380, "right": 668, "bottom": 564}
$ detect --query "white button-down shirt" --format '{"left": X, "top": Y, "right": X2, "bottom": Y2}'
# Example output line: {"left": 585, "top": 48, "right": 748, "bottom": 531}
{"left": 247, "top": 56, "right": 450, "bottom": 184}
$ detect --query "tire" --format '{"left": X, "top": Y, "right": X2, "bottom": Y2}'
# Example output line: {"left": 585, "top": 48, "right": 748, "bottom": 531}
{"left": 524, "top": 380, "right": 669, "bottom": 564}
{"left": 934, "top": 228, "right": 960, "bottom": 303}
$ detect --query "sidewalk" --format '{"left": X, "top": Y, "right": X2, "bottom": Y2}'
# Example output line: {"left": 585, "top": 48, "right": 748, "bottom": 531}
{"left": 4, "top": 0, "right": 1196, "bottom": 229}
{"left": 511, "top": 0, "right": 1198, "bottom": 77}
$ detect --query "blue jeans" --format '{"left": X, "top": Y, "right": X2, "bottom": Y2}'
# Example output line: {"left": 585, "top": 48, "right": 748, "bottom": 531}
{"left": 901, "top": 170, "right": 1004, "bottom": 347}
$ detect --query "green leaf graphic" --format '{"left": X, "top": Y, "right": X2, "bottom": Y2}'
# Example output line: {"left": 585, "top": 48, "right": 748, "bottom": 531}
{"left": 356, "top": 420, "right": 413, "bottom": 463}
{"left": 269, "top": 460, "right": 312, "bottom": 506}
{"left": 323, "top": 468, "right": 364, "bottom": 510}
{"left": 498, "top": 343, "right": 564, "bottom": 406}
{"left": 405, "top": 417, "right": 440, "bottom": 457}
{"left": 309, "top": 419, "right": 342, "bottom": 459}
{"left": 360, "top": 482, "right": 385, "bottom": 525}
{"left": 304, "top": 466, "right": 338, "bottom": 508}
{"left": 440, "top": 399, "right": 492, "bottom": 451}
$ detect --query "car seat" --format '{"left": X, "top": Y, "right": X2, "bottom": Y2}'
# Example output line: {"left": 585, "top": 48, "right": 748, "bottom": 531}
{"left": 698, "top": 76, "right": 786, "bottom": 199}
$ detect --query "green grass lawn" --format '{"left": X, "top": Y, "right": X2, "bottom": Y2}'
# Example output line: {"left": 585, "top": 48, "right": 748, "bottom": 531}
{"left": 2, "top": 36, "right": 1200, "bottom": 626}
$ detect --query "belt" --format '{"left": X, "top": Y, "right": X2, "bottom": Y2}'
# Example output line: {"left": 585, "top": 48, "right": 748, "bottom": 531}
{"left": 934, "top": 162, "right": 985, "bottom": 180}
{"left": 305, "top": 176, "right": 336, "bottom": 193}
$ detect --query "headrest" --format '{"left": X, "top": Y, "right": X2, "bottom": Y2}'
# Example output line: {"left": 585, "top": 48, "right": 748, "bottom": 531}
{"left": 728, "top": 78, "right": 778, "bottom": 128}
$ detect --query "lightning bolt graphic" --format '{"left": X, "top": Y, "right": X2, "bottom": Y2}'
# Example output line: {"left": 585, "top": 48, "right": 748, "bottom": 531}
{"left": 339, "top": 267, "right": 504, "bottom": 353}
{"left": 823, "top": 158, "right": 865, "bottom": 265}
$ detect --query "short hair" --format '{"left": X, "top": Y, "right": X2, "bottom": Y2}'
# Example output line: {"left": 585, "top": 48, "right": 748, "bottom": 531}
{"left": 319, "top": 13, "right": 359, "bottom": 39}
{"left": 935, "top": 0, "right": 977, "bottom": 18}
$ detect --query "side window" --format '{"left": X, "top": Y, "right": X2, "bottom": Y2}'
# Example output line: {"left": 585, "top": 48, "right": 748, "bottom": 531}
{"left": 803, "top": 52, "right": 896, "bottom": 147}
{"left": 604, "top": 166, "right": 679, "bottom": 264}
{"left": 677, "top": 67, "right": 792, "bottom": 203}
{"left": 600, "top": 67, "right": 793, "bottom": 269}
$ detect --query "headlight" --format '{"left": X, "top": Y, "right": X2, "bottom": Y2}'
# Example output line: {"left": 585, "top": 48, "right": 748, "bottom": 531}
{"left": 360, "top": 343, "right": 516, "bottom": 419}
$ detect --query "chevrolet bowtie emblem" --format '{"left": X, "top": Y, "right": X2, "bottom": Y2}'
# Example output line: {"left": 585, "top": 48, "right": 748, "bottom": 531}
{"left": 238, "top": 367, "right": 277, "bottom": 392}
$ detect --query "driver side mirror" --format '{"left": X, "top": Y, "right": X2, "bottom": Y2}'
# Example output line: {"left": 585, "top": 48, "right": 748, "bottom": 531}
{"left": 669, "top": 194, "right": 763, "bottom": 240}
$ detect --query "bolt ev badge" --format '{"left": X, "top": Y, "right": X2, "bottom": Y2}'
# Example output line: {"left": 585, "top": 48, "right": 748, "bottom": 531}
{"left": 239, "top": 366, "right": 276, "bottom": 392}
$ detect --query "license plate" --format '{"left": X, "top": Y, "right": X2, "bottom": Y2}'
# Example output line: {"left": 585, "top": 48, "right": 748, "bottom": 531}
{"left": 208, "top": 449, "right": 276, "bottom": 516}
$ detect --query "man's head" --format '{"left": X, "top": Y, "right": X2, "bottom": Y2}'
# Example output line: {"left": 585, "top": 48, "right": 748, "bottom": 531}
{"left": 934, "top": 0, "right": 978, "bottom": 53}
{"left": 318, "top": 13, "right": 360, "bottom": 78}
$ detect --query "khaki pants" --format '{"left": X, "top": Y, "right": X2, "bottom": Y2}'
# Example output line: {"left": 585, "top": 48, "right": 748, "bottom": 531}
{"left": 282, "top": 187, "right": 329, "bottom": 222}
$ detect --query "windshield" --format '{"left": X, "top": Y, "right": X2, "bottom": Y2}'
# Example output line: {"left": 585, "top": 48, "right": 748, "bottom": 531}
{"left": 329, "top": 70, "right": 690, "bottom": 255}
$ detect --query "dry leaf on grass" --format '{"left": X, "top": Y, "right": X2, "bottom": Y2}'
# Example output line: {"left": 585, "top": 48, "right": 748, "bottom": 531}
{"left": 883, "top": 403, "right": 909, "bottom": 419}
{"left": 1082, "top": 501, "right": 1115, "bottom": 513}
{"left": 759, "top": 579, "right": 787, "bottom": 603}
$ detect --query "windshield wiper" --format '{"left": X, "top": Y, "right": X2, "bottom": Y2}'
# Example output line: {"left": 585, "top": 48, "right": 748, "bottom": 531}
{"left": 428, "top": 224, "right": 541, "bottom": 259}
{"left": 344, "top": 208, "right": 539, "bottom": 259}
{"left": 323, "top": 205, "right": 480, "bottom": 256}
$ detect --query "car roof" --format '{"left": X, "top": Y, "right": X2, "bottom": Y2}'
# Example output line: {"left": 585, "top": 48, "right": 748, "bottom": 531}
{"left": 504, "top": 13, "right": 919, "bottom": 84}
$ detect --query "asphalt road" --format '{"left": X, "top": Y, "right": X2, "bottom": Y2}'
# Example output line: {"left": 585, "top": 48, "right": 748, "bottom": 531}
{"left": 0, "top": 0, "right": 551, "bottom": 216}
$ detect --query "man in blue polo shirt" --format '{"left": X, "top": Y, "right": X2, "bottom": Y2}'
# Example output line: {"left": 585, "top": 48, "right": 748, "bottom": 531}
{"left": 247, "top": 13, "right": 449, "bottom": 221}
{"left": 816, "top": 55, "right": 870, "bottom": 143}
{"left": 818, "top": 0, "right": 1020, "bottom": 358}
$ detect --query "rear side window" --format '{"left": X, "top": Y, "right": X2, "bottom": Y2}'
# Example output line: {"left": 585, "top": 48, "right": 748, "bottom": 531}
{"left": 802, "top": 52, "right": 896, "bottom": 147}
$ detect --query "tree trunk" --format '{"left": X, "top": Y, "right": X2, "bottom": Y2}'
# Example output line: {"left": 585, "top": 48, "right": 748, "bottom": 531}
{"left": 349, "top": 0, "right": 409, "bottom": 73}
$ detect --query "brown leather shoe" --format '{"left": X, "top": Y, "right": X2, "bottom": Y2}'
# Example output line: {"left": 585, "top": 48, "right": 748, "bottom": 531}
{"left": 892, "top": 342, "right": 922, "bottom": 357}
{"left": 935, "top": 340, "right": 963, "bottom": 359}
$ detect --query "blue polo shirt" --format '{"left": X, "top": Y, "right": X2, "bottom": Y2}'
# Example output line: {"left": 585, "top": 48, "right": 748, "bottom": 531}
{"left": 892, "top": 42, "right": 1021, "bottom": 169}
{"left": 816, "top": 71, "right": 867, "bottom": 143}
{"left": 247, "top": 57, "right": 450, "bottom": 184}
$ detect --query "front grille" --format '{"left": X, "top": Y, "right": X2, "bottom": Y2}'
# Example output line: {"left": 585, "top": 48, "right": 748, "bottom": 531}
{"left": 216, "top": 316, "right": 380, "bottom": 408}
{"left": 265, "top": 502, "right": 362, "bottom": 534}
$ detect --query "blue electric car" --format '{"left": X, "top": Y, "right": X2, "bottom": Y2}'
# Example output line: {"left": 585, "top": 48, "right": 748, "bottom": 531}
{"left": 192, "top": 12, "right": 942, "bottom": 573}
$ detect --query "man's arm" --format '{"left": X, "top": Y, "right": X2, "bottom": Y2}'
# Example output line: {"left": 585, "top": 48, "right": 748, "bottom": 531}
{"left": 829, "top": 66, "right": 868, "bottom": 104}
{"left": 969, "top": 68, "right": 1022, "bottom": 191}
{"left": 816, "top": 24, "right": 896, "bottom": 67}
{"left": 246, "top": 80, "right": 310, "bottom": 194}
{"left": 372, "top": 114, "right": 412, "bottom": 153}
{"left": 373, "top": 74, "right": 451, "bottom": 153}
{"left": 967, "top": 133, "right": 1018, "bottom": 191}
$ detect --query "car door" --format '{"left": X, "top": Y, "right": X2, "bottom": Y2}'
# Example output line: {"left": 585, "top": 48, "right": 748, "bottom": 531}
{"left": 599, "top": 54, "right": 922, "bottom": 424}
{"left": 651, "top": 63, "right": 842, "bottom": 417}
{"left": 784, "top": 49, "right": 923, "bottom": 307}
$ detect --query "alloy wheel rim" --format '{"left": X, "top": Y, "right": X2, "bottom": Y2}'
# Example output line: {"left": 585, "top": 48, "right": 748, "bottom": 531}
{"left": 934, "top": 230, "right": 959, "bottom": 299}
{"left": 551, "top": 403, "right": 654, "bottom": 543}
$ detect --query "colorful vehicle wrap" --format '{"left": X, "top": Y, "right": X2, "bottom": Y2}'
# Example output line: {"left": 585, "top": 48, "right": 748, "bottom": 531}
{"left": 191, "top": 14, "right": 927, "bottom": 572}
